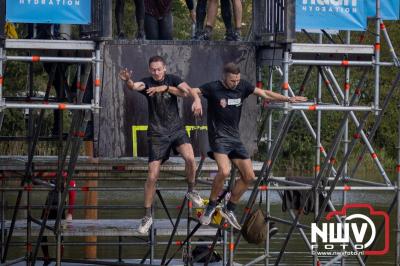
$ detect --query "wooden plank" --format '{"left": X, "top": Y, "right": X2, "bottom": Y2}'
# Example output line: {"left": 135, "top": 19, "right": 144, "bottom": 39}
{"left": 4, "top": 219, "right": 218, "bottom": 237}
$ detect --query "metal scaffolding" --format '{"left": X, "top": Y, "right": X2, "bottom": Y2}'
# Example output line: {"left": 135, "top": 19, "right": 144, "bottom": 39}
{"left": 1, "top": 1, "right": 400, "bottom": 266}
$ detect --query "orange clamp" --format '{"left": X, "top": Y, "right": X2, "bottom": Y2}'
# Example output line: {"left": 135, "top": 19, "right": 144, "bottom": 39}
{"left": 282, "top": 82, "right": 289, "bottom": 90}
{"left": 341, "top": 60, "right": 349, "bottom": 66}
{"left": 229, "top": 243, "right": 235, "bottom": 251}
{"left": 95, "top": 79, "right": 101, "bottom": 87}
{"left": 371, "top": 153, "right": 378, "bottom": 159}
{"left": 396, "top": 165, "right": 400, "bottom": 173}
{"left": 380, "top": 23, "right": 385, "bottom": 30}
{"left": 259, "top": 185, "right": 268, "bottom": 191}
{"left": 58, "top": 103, "right": 66, "bottom": 110}
{"left": 32, "top": 56, "right": 40, "bottom": 62}
{"left": 308, "top": 105, "right": 317, "bottom": 111}
{"left": 256, "top": 81, "right": 263, "bottom": 89}
{"left": 0, "top": 77, "right": 3, "bottom": 85}
{"left": 375, "top": 43, "right": 381, "bottom": 51}
{"left": 344, "top": 185, "right": 351, "bottom": 191}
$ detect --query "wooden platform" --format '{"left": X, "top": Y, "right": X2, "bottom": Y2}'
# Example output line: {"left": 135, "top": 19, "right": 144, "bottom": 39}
{"left": 4, "top": 219, "right": 218, "bottom": 237}
{"left": 0, "top": 156, "right": 265, "bottom": 173}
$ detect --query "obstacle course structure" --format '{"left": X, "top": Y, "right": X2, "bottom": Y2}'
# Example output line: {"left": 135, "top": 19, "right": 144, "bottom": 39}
{"left": 1, "top": 0, "right": 400, "bottom": 265}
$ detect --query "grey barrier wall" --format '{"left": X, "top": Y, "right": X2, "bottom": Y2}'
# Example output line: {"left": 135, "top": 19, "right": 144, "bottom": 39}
{"left": 99, "top": 41, "right": 257, "bottom": 158}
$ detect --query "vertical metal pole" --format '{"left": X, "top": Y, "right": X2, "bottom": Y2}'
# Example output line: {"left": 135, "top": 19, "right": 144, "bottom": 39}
{"left": 0, "top": 47, "right": 3, "bottom": 131}
{"left": 313, "top": 33, "right": 322, "bottom": 266}
{"left": 282, "top": 51, "right": 290, "bottom": 114}
{"left": 186, "top": 199, "right": 192, "bottom": 264}
{"left": 229, "top": 227, "right": 234, "bottom": 265}
{"left": 374, "top": 0, "right": 381, "bottom": 116}
{"left": 56, "top": 80, "right": 64, "bottom": 266}
{"left": 150, "top": 206, "right": 155, "bottom": 264}
{"left": 397, "top": 101, "right": 400, "bottom": 265}
{"left": 265, "top": 66, "right": 274, "bottom": 266}
{"left": 94, "top": 49, "right": 101, "bottom": 111}
{"left": 341, "top": 30, "right": 351, "bottom": 266}
{"left": 0, "top": 174, "right": 3, "bottom": 260}
{"left": 0, "top": 47, "right": 3, "bottom": 101}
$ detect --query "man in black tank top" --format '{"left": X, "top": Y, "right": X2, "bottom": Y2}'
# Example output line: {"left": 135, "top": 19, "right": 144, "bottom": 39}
{"left": 119, "top": 56, "right": 203, "bottom": 234}
{"left": 191, "top": 62, "right": 307, "bottom": 230}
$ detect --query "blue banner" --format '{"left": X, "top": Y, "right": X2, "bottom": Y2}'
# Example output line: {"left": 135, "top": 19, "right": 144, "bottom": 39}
{"left": 296, "top": 0, "right": 367, "bottom": 31}
{"left": 366, "top": 0, "right": 400, "bottom": 20}
{"left": 6, "top": 0, "right": 91, "bottom": 25}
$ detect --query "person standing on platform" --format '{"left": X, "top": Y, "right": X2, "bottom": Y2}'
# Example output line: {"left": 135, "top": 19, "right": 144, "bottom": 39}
{"left": 189, "top": 62, "right": 307, "bottom": 229}
{"left": 144, "top": 0, "right": 195, "bottom": 40}
{"left": 193, "top": 0, "right": 241, "bottom": 41}
{"left": 115, "top": 0, "right": 146, "bottom": 39}
{"left": 118, "top": 55, "right": 204, "bottom": 234}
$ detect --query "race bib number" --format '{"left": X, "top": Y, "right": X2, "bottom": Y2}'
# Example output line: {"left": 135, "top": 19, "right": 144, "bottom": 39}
{"left": 228, "top": 98, "right": 241, "bottom": 106}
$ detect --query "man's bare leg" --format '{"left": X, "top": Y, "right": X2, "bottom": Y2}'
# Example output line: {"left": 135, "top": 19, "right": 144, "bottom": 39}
{"left": 202, "top": 0, "right": 219, "bottom": 38}
{"left": 230, "top": 158, "right": 255, "bottom": 203}
{"left": 144, "top": 160, "right": 162, "bottom": 209}
{"left": 176, "top": 143, "right": 196, "bottom": 187}
{"left": 138, "top": 160, "right": 162, "bottom": 234}
{"left": 200, "top": 152, "right": 231, "bottom": 225}
{"left": 218, "top": 158, "right": 254, "bottom": 230}
{"left": 210, "top": 153, "right": 231, "bottom": 201}
{"left": 232, "top": 0, "right": 242, "bottom": 31}
{"left": 176, "top": 143, "right": 204, "bottom": 207}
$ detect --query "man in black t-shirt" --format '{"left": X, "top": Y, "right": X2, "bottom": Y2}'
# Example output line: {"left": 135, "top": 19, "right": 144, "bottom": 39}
{"left": 119, "top": 55, "right": 203, "bottom": 234}
{"left": 192, "top": 62, "right": 307, "bottom": 230}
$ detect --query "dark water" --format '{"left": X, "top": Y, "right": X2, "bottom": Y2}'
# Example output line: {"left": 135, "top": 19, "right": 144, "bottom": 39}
{"left": 3, "top": 178, "right": 398, "bottom": 265}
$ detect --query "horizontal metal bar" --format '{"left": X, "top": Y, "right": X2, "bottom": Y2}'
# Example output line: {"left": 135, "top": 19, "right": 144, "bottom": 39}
{"left": 265, "top": 103, "right": 374, "bottom": 112}
{"left": 5, "top": 39, "right": 96, "bottom": 50}
{"left": 290, "top": 43, "right": 374, "bottom": 55}
{"left": 3, "top": 102, "right": 93, "bottom": 110}
{"left": 4, "top": 56, "right": 95, "bottom": 63}
{"left": 292, "top": 60, "right": 394, "bottom": 67}
{"left": 264, "top": 186, "right": 397, "bottom": 191}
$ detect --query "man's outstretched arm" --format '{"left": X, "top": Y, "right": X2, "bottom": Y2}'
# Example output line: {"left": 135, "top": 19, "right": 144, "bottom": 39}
{"left": 119, "top": 68, "right": 146, "bottom": 91}
{"left": 253, "top": 88, "right": 307, "bottom": 103}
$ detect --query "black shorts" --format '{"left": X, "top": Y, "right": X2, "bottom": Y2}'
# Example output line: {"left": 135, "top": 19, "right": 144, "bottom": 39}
{"left": 208, "top": 138, "right": 250, "bottom": 160}
{"left": 148, "top": 129, "right": 191, "bottom": 163}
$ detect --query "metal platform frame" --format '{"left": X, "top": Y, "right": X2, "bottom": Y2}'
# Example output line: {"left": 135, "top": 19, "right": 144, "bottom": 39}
{"left": 1, "top": 1, "right": 400, "bottom": 266}
{"left": 0, "top": 37, "right": 101, "bottom": 265}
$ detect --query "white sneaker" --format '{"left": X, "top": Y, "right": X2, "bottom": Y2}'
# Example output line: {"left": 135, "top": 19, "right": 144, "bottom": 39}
{"left": 137, "top": 216, "right": 153, "bottom": 234}
{"left": 199, "top": 204, "right": 217, "bottom": 225}
{"left": 186, "top": 190, "right": 204, "bottom": 207}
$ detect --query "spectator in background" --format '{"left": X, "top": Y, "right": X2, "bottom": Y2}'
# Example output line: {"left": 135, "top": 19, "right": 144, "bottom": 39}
{"left": 37, "top": 171, "right": 76, "bottom": 266}
{"left": 193, "top": 0, "right": 242, "bottom": 41}
{"left": 144, "top": 0, "right": 195, "bottom": 40}
{"left": 115, "top": 0, "right": 145, "bottom": 39}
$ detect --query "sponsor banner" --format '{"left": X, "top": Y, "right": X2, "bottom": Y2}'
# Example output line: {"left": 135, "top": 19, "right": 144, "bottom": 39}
{"left": 366, "top": 0, "right": 400, "bottom": 20}
{"left": 296, "top": 0, "right": 367, "bottom": 31}
{"left": 6, "top": 0, "right": 91, "bottom": 24}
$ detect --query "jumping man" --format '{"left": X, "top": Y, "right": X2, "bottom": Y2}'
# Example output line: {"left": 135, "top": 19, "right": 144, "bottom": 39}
{"left": 119, "top": 55, "right": 203, "bottom": 234}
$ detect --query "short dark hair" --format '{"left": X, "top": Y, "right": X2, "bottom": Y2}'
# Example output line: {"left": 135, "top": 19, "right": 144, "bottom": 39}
{"left": 148, "top": 55, "right": 166, "bottom": 66}
{"left": 223, "top": 62, "right": 240, "bottom": 75}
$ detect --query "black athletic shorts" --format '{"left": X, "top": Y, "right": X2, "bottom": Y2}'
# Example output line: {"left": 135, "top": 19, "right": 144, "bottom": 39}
{"left": 208, "top": 138, "right": 250, "bottom": 160}
{"left": 148, "top": 129, "right": 191, "bottom": 163}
